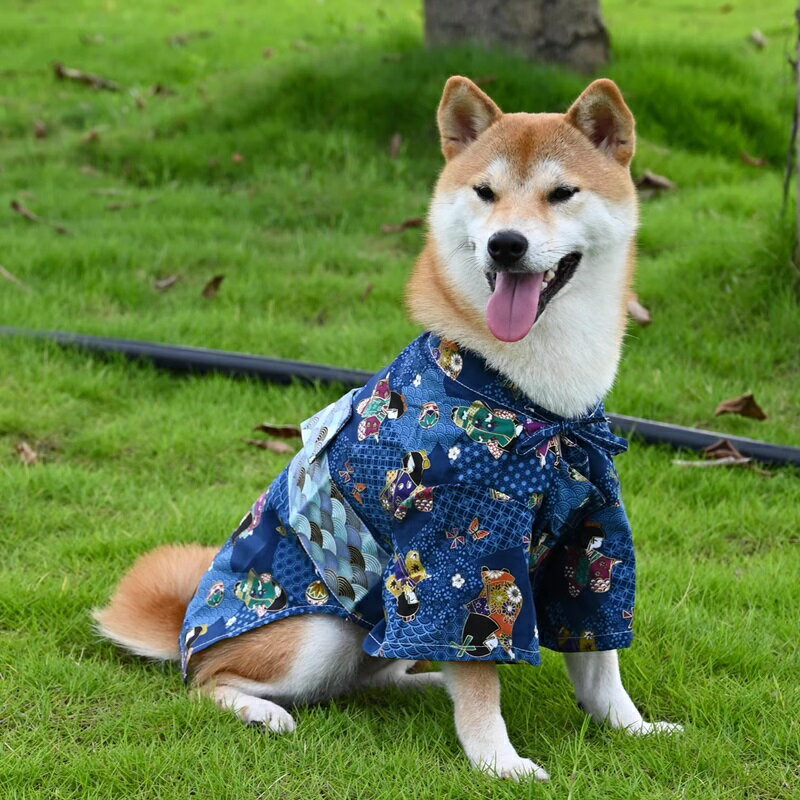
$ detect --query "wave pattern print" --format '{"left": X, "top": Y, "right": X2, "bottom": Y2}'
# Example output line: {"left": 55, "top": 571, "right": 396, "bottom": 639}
{"left": 289, "top": 391, "right": 389, "bottom": 610}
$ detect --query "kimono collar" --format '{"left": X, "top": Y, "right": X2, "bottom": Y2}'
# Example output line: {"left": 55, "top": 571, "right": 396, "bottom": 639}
{"left": 425, "top": 333, "right": 627, "bottom": 460}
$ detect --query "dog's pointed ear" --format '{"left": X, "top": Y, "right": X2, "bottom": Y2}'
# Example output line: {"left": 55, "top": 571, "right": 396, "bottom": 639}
{"left": 565, "top": 79, "right": 635, "bottom": 167}
{"left": 437, "top": 76, "right": 502, "bottom": 161}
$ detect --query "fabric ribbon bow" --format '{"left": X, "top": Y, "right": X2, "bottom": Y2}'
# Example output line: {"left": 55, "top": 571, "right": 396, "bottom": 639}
{"left": 515, "top": 408, "right": 628, "bottom": 461}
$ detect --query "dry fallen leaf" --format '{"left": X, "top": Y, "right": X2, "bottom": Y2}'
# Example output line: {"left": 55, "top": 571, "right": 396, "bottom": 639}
{"left": 253, "top": 423, "right": 302, "bottom": 439}
{"left": 389, "top": 132, "right": 403, "bottom": 159}
{"left": 740, "top": 150, "right": 766, "bottom": 167}
{"left": 231, "top": 152, "right": 245, "bottom": 164}
{"left": 15, "top": 441, "right": 38, "bottom": 465}
{"left": 262, "top": 47, "right": 274, "bottom": 59}
{"left": 715, "top": 392, "right": 767, "bottom": 420}
{"left": 243, "top": 438, "right": 294, "bottom": 454}
{"left": 34, "top": 120, "right": 47, "bottom": 138}
{"left": 719, "top": 3, "right": 733, "bottom": 12}
{"left": 749, "top": 29, "right": 767, "bottom": 49}
{"left": 201, "top": 274, "right": 225, "bottom": 299}
{"left": 627, "top": 294, "right": 651, "bottom": 326}
{"left": 361, "top": 282, "right": 374, "bottom": 301}
{"left": 702, "top": 438, "right": 745, "bottom": 460}
{"left": 82, "top": 128, "right": 101, "bottom": 144}
{"left": 53, "top": 61, "right": 120, "bottom": 91}
{"left": 154, "top": 273, "right": 182, "bottom": 291}
{"left": 380, "top": 216, "right": 424, "bottom": 234}
{"left": 10, "top": 199, "right": 69, "bottom": 235}
{"left": 635, "top": 170, "right": 676, "bottom": 191}
{"left": 0, "top": 264, "right": 31, "bottom": 292}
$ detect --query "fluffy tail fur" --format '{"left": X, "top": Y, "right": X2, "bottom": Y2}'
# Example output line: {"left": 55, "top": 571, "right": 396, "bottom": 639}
{"left": 93, "top": 544, "right": 216, "bottom": 661}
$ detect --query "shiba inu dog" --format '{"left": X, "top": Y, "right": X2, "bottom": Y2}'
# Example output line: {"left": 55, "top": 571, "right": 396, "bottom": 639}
{"left": 95, "top": 76, "right": 681, "bottom": 781}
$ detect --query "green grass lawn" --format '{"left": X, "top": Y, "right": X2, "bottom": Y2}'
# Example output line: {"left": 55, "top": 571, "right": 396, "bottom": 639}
{"left": 1, "top": 1, "right": 799, "bottom": 797}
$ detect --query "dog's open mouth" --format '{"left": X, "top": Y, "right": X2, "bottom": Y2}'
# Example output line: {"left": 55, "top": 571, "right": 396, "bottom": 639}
{"left": 485, "top": 251, "right": 582, "bottom": 342}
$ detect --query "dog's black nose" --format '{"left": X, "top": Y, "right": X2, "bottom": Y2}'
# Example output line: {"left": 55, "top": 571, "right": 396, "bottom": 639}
{"left": 487, "top": 230, "right": 528, "bottom": 268}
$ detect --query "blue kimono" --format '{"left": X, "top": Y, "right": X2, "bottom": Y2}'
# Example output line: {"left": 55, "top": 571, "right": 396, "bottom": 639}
{"left": 180, "top": 333, "right": 636, "bottom": 678}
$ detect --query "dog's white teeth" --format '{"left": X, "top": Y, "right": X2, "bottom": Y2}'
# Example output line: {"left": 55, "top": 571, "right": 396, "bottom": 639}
{"left": 545, "top": 269, "right": 556, "bottom": 282}
{"left": 541, "top": 280, "right": 549, "bottom": 289}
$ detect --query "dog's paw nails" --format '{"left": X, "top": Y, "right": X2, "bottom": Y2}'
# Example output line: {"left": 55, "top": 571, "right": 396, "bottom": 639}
{"left": 625, "top": 720, "right": 683, "bottom": 736}
{"left": 475, "top": 755, "right": 549, "bottom": 781}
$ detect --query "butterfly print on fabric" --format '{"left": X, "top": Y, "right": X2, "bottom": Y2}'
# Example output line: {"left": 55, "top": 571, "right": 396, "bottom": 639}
{"left": 468, "top": 517, "right": 490, "bottom": 541}
{"left": 338, "top": 460, "right": 354, "bottom": 483}
{"left": 446, "top": 527, "right": 466, "bottom": 549}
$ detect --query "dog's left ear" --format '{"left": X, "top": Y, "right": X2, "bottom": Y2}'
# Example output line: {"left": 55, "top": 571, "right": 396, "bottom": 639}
{"left": 565, "top": 79, "right": 635, "bottom": 167}
{"left": 437, "top": 76, "right": 503, "bottom": 161}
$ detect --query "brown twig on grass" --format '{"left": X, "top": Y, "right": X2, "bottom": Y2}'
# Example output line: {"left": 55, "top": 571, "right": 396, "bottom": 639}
{"left": 53, "top": 61, "right": 120, "bottom": 91}
{"left": 10, "top": 199, "right": 69, "bottom": 235}
{"left": 0, "top": 264, "right": 31, "bottom": 292}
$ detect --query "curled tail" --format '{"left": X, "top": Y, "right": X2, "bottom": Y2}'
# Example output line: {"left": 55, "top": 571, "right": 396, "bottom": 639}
{"left": 93, "top": 544, "right": 216, "bottom": 661}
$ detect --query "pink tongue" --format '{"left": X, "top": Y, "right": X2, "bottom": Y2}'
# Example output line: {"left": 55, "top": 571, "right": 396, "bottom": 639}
{"left": 486, "top": 271, "right": 544, "bottom": 342}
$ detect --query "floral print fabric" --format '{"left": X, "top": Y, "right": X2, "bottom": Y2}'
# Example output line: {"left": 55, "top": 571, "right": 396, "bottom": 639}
{"left": 180, "top": 333, "right": 636, "bottom": 677}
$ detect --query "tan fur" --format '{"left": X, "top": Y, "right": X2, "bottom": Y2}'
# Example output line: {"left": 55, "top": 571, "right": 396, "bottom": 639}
{"left": 565, "top": 79, "right": 635, "bottom": 167}
{"left": 447, "top": 661, "right": 501, "bottom": 730}
{"left": 92, "top": 77, "right": 678, "bottom": 778}
{"left": 406, "top": 240, "right": 488, "bottom": 339}
{"left": 93, "top": 544, "right": 215, "bottom": 660}
{"left": 437, "top": 76, "right": 502, "bottom": 160}
{"left": 408, "top": 77, "right": 637, "bottom": 361}
{"left": 189, "top": 618, "right": 300, "bottom": 687}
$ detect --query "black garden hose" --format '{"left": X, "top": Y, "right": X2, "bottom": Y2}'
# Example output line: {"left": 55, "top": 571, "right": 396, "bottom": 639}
{"left": 2, "top": 326, "right": 799, "bottom": 468}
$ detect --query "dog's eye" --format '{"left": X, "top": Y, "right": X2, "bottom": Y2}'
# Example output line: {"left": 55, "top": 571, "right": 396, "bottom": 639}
{"left": 548, "top": 185, "right": 579, "bottom": 203}
{"left": 474, "top": 184, "right": 496, "bottom": 202}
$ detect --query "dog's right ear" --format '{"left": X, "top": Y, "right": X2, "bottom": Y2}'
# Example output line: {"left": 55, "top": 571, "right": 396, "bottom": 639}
{"left": 437, "top": 76, "right": 502, "bottom": 161}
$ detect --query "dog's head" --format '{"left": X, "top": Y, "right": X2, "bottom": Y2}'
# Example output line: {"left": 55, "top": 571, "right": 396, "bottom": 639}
{"left": 417, "top": 77, "right": 637, "bottom": 345}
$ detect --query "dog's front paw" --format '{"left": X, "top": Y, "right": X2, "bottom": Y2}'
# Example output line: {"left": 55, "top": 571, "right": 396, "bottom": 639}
{"left": 624, "top": 720, "right": 683, "bottom": 736}
{"left": 241, "top": 698, "right": 297, "bottom": 734}
{"left": 473, "top": 752, "right": 549, "bottom": 781}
